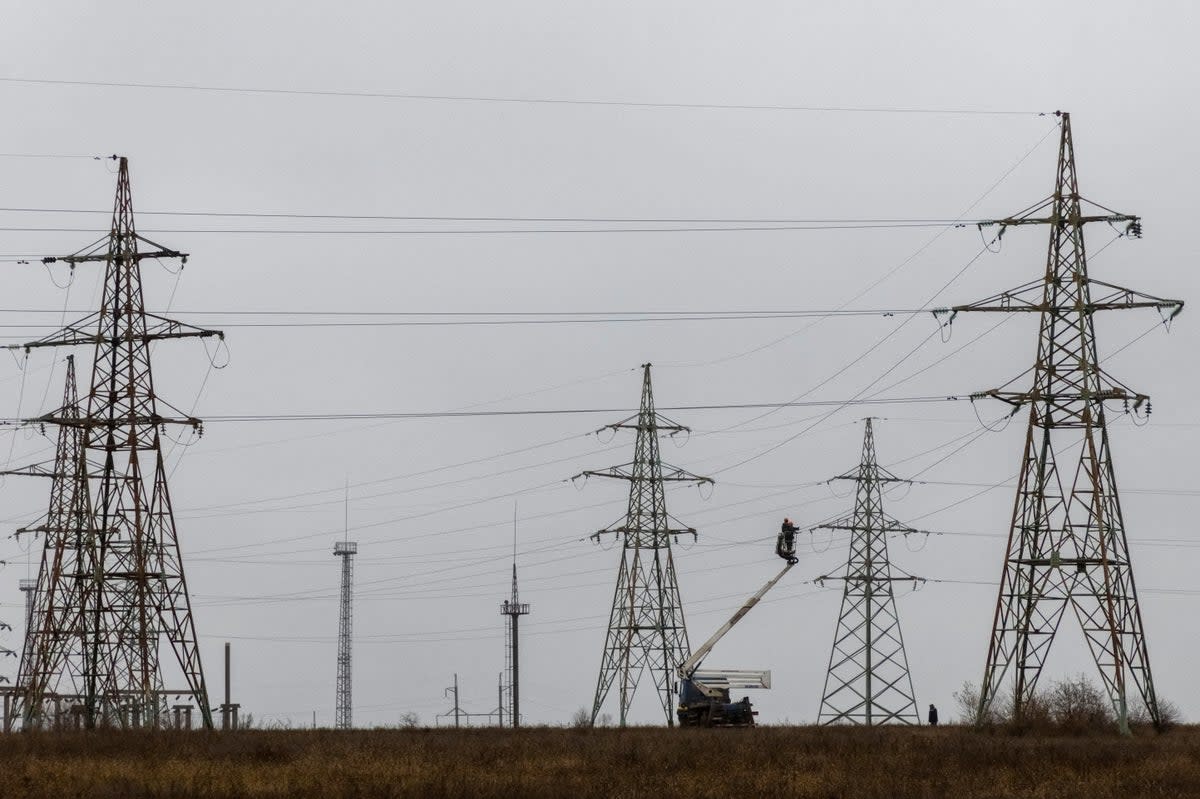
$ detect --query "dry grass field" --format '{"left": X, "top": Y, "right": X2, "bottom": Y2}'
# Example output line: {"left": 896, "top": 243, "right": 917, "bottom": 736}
{"left": 1, "top": 725, "right": 1197, "bottom": 799}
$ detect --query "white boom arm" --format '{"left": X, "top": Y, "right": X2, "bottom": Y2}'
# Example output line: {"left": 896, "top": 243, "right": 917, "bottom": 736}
{"left": 690, "top": 669, "right": 772, "bottom": 690}
{"left": 677, "top": 561, "right": 795, "bottom": 679}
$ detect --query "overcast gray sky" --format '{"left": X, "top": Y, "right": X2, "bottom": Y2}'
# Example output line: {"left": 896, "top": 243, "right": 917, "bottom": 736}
{"left": 0, "top": 1, "right": 1197, "bottom": 727}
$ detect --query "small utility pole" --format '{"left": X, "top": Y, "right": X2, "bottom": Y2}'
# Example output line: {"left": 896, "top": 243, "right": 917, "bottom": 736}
{"left": 446, "top": 674, "right": 461, "bottom": 728}
{"left": 220, "top": 642, "right": 240, "bottom": 730}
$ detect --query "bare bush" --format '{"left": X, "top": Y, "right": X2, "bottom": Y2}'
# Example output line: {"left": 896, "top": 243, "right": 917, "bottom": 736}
{"left": 952, "top": 681, "right": 1007, "bottom": 726}
{"left": 1046, "top": 674, "right": 1113, "bottom": 730}
{"left": 1129, "top": 697, "right": 1184, "bottom": 730}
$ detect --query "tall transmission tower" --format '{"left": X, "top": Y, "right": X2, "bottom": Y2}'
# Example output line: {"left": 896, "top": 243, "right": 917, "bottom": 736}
{"left": 949, "top": 112, "right": 1183, "bottom": 731}
{"left": 334, "top": 488, "right": 357, "bottom": 730}
{"left": 499, "top": 510, "right": 530, "bottom": 728}
{"left": 4, "top": 355, "right": 89, "bottom": 729}
{"left": 580, "top": 364, "right": 710, "bottom": 727}
{"left": 814, "top": 418, "right": 922, "bottom": 726}
{"left": 8, "top": 158, "right": 223, "bottom": 730}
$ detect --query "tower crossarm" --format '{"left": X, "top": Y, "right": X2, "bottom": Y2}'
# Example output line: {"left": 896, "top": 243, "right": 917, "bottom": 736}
{"left": 974, "top": 190, "right": 1140, "bottom": 232}
{"left": 811, "top": 511, "right": 921, "bottom": 535}
{"left": 577, "top": 463, "right": 712, "bottom": 484}
{"left": 594, "top": 411, "right": 691, "bottom": 436}
{"left": 11, "top": 312, "right": 222, "bottom": 353}
{"left": 0, "top": 461, "right": 58, "bottom": 479}
{"left": 21, "top": 413, "right": 203, "bottom": 429}
{"left": 970, "top": 385, "right": 1148, "bottom": 413}
{"left": 40, "top": 233, "right": 187, "bottom": 266}
{"left": 12, "top": 518, "right": 111, "bottom": 538}
{"left": 947, "top": 279, "right": 1183, "bottom": 317}
{"left": 815, "top": 573, "right": 924, "bottom": 584}
{"left": 590, "top": 523, "right": 697, "bottom": 543}
{"left": 980, "top": 211, "right": 1140, "bottom": 230}
{"left": 829, "top": 469, "right": 908, "bottom": 484}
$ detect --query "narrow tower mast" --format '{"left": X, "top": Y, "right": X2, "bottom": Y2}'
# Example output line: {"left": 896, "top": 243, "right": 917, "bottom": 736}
{"left": 17, "top": 581, "right": 36, "bottom": 636}
{"left": 950, "top": 112, "right": 1182, "bottom": 730}
{"left": 334, "top": 487, "right": 357, "bottom": 729}
{"left": 500, "top": 510, "right": 530, "bottom": 727}
{"left": 580, "top": 364, "right": 710, "bottom": 726}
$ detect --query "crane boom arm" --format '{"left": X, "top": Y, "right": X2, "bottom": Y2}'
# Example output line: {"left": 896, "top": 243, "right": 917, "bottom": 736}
{"left": 677, "top": 561, "right": 795, "bottom": 679}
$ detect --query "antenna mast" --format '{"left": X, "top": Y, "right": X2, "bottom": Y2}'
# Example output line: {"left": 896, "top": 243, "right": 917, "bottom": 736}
{"left": 500, "top": 505, "right": 530, "bottom": 727}
{"left": 334, "top": 483, "right": 357, "bottom": 729}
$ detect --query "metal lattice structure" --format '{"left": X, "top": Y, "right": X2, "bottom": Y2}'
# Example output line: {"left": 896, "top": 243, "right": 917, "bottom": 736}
{"left": 334, "top": 539, "right": 357, "bottom": 729}
{"left": 18, "top": 580, "right": 36, "bottom": 632}
{"left": 8, "top": 158, "right": 222, "bottom": 729}
{"left": 815, "top": 419, "right": 922, "bottom": 725}
{"left": 581, "top": 364, "right": 710, "bottom": 727}
{"left": 951, "top": 112, "right": 1183, "bottom": 731}
{"left": 500, "top": 559, "right": 529, "bottom": 727}
{"left": 6, "top": 355, "right": 90, "bottom": 728}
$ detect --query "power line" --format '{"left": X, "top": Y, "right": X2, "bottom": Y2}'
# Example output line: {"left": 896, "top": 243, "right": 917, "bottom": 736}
{"left": 0, "top": 307, "right": 928, "bottom": 317}
{"left": 0, "top": 153, "right": 104, "bottom": 160}
{"left": 16, "top": 394, "right": 963, "bottom": 424}
{"left": 0, "top": 77, "right": 1049, "bottom": 116}
{"left": 0, "top": 310, "right": 940, "bottom": 330}
{"left": 0, "top": 395, "right": 967, "bottom": 428}
{"left": 0, "top": 207, "right": 993, "bottom": 225}
{"left": 0, "top": 222, "right": 976, "bottom": 235}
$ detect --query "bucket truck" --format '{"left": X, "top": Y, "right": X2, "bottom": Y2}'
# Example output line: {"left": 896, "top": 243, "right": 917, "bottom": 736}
{"left": 675, "top": 560, "right": 795, "bottom": 727}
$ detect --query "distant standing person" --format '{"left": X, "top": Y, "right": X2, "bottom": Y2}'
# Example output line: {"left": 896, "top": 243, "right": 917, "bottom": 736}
{"left": 928, "top": 704, "right": 939, "bottom": 727}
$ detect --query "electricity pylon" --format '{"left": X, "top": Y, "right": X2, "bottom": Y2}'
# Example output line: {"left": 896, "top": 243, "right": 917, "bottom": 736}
{"left": 580, "top": 364, "right": 711, "bottom": 727}
{"left": 814, "top": 418, "right": 922, "bottom": 726}
{"left": 4, "top": 355, "right": 92, "bottom": 728}
{"left": 8, "top": 157, "right": 223, "bottom": 729}
{"left": 949, "top": 112, "right": 1183, "bottom": 731}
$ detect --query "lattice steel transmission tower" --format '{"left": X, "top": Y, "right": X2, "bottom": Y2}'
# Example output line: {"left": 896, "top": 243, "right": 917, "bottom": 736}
{"left": 333, "top": 536, "right": 357, "bottom": 730}
{"left": 8, "top": 159, "right": 223, "bottom": 729}
{"left": 2, "top": 355, "right": 89, "bottom": 729}
{"left": 580, "top": 364, "right": 710, "bottom": 727}
{"left": 949, "top": 112, "right": 1183, "bottom": 731}
{"left": 814, "top": 419, "right": 922, "bottom": 726}
{"left": 499, "top": 517, "right": 530, "bottom": 728}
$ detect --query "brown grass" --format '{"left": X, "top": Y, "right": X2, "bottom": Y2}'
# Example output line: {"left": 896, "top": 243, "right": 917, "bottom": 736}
{"left": 1, "top": 725, "right": 1198, "bottom": 799}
